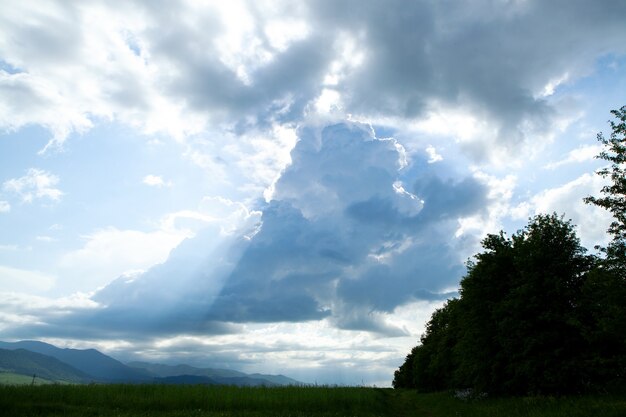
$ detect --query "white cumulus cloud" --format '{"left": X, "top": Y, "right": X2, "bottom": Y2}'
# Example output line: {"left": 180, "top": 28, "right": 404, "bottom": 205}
{"left": 425, "top": 145, "right": 443, "bottom": 163}
{"left": 544, "top": 144, "right": 603, "bottom": 169}
{"left": 3, "top": 168, "right": 63, "bottom": 203}
{"left": 512, "top": 173, "right": 612, "bottom": 249}
{"left": 45, "top": 122, "right": 487, "bottom": 338}
{"left": 143, "top": 175, "right": 171, "bottom": 188}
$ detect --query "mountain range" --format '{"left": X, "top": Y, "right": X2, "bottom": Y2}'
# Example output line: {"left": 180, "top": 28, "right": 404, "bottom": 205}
{"left": 0, "top": 340, "right": 301, "bottom": 386}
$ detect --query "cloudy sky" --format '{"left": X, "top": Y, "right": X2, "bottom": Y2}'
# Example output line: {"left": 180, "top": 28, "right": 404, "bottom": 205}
{"left": 0, "top": 0, "right": 625, "bottom": 386}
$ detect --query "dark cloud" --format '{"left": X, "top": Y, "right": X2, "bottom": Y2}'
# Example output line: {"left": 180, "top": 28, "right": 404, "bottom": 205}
{"left": 332, "top": 305, "right": 410, "bottom": 337}
{"left": 5, "top": 315, "right": 237, "bottom": 342}
{"left": 131, "top": 0, "right": 622, "bottom": 149}
{"left": 124, "top": 0, "right": 626, "bottom": 154}
{"left": 307, "top": 0, "right": 626, "bottom": 146}
{"left": 206, "top": 201, "right": 334, "bottom": 322}
{"left": 205, "top": 122, "right": 477, "bottom": 327}
{"left": 4, "top": 122, "right": 487, "bottom": 339}
{"left": 141, "top": 5, "right": 334, "bottom": 127}
{"left": 412, "top": 175, "right": 487, "bottom": 222}
{"left": 3, "top": 1, "right": 625, "bottom": 153}
{"left": 3, "top": 2, "right": 82, "bottom": 66}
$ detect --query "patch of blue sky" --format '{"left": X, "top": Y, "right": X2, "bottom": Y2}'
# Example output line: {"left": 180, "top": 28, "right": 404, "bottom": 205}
{"left": 126, "top": 39, "right": 141, "bottom": 57}
{"left": 0, "top": 121, "right": 216, "bottom": 290}
{"left": 552, "top": 53, "right": 626, "bottom": 121}
{"left": 512, "top": 57, "right": 625, "bottom": 192}
{"left": 0, "top": 125, "right": 50, "bottom": 176}
{"left": 0, "top": 59, "right": 23, "bottom": 74}
{"left": 372, "top": 124, "right": 396, "bottom": 139}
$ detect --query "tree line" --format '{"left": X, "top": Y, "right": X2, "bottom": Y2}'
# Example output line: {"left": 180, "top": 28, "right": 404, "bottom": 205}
{"left": 393, "top": 106, "right": 626, "bottom": 395}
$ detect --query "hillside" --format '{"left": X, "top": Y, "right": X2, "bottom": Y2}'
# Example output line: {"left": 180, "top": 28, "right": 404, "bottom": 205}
{"left": 0, "top": 341, "right": 151, "bottom": 383}
{"left": 153, "top": 375, "right": 218, "bottom": 385}
{"left": 127, "top": 362, "right": 247, "bottom": 379}
{"left": 0, "top": 348, "right": 88, "bottom": 383}
{"left": 128, "top": 362, "right": 301, "bottom": 386}
{"left": 0, "top": 341, "right": 303, "bottom": 386}
{"left": 249, "top": 373, "right": 301, "bottom": 386}
{"left": 0, "top": 372, "right": 72, "bottom": 385}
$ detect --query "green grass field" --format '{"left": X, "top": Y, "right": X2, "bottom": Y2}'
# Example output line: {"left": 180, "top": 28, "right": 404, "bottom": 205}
{"left": 0, "top": 372, "right": 60, "bottom": 385}
{"left": 0, "top": 384, "right": 624, "bottom": 416}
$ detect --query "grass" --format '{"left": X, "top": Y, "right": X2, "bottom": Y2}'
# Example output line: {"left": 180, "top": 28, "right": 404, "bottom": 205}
{"left": 0, "top": 384, "right": 624, "bottom": 416}
{"left": 0, "top": 372, "right": 60, "bottom": 385}
{"left": 392, "top": 390, "right": 626, "bottom": 417}
{"left": 0, "top": 385, "right": 386, "bottom": 417}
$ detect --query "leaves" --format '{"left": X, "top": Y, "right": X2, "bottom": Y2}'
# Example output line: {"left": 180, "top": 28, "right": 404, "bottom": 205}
{"left": 393, "top": 214, "right": 625, "bottom": 395}
{"left": 394, "top": 107, "right": 626, "bottom": 395}
{"left": 584, "top": 106, "right": 626, "bottom": 245}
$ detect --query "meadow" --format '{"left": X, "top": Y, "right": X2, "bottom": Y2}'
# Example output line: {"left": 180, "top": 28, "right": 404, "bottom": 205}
{"left": 0, "top": 384, "right": 624, "bottom": 417}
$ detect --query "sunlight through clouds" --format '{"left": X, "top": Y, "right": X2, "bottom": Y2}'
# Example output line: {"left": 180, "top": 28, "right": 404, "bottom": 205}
{"left": 0, "top": 265, "right": 56, "bottom": 293}
{"left": 0, "top": 0, "right": 625, "bottom": 386}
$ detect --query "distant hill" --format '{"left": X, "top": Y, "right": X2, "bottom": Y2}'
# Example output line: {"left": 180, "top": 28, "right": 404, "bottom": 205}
{"left": 0, "top": 340, "right": 302, "bottom": 386}
{"left": 0, "top": 348, "right": 88, "bottom": 383}
{"left": 127, "top": 362, "right": 247, "bottom": 379}
{"left": 128, "top": 361, "right": 302, "bottom": 386}
{"left": 248, "top": 373, "right": 302, "bottom": 386}
{"left": 153, "top": 374, "right": 218, "bottom": 385}
{"left": 0, "top": 341, "right": 151, "bottom": 383}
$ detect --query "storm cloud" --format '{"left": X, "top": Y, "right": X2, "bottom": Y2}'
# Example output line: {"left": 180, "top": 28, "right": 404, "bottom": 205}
{"left": 12, "top": 121, "right": 488, "bottom": 338}
{"left": 1, "top": 1, "right": 624, "bottom": 154}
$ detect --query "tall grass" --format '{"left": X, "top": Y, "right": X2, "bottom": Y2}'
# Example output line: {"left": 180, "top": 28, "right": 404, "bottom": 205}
{"left": 0, "top": 384, "right": 387, "bottom": 416}
{"left": 393, "top": 390, "right": 626, "bottom": 417}
{"left": 0, "top": 385, "right": 624, "bottom": 417}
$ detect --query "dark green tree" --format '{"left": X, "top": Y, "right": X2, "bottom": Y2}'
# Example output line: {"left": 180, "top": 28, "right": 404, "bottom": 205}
{"left": 578, "top": 266, "right": 626, "bottom": 388}
{"left": 580, "top": 106, "right": 626, "bottom": 386}
{"left": 412, "top": 298, "right": 461, "bottom": 391}
{"left": 394, "top": 214, "right": 606, "bottom": 395}
{"left": 454, "top": 232, "right": 516, "bottom": 393}
{"left": 496, "top": 215, "right": 594, "bottom": 394}
{"left": 584, "top": 105, "right": 626, "bottom": 270}
{"left": 456, "top": 214, "right": 595, "bottom": 395}
{"left": 392, "top": 299, "right": 462, "bottom": 390}
{"left": 393, "top": 346, "right": 418, "bottom": 389}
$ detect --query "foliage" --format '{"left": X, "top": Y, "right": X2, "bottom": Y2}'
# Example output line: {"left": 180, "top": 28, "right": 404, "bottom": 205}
{"left": 394, "top": 213, "right": 625, "bottom": 395}
{"left": 393, "top": 300, "right": 461, "bottom": 390}
{"left": 392, "top": 345, "right": 418, "bottom": 389}
{"left": 577, "top": 105, "right": 626, "bottom": 387}
{"left": 584, "top": 106, "right": 626, "bottom": 273}
{"left": 584, "top": 106, "right": 626, "bottom": 245}
{"left": 458, "top": 214, "right": 596, "bottom": 395}
{"left": 395, "top": 107, "right": 626, "bottom": 395}
{"left": 391, "top": 390, "right": 626, "bottom": 417}
{"left": 412, "top": 298, "right": 461, "bottom": 391}
{"left": 578, "top": 267, "right": 626, "bottom": 387}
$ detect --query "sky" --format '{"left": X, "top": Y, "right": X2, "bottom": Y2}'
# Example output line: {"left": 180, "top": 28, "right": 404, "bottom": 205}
{"left": 0, "top": 0, "right": 625, "bottom": 386}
